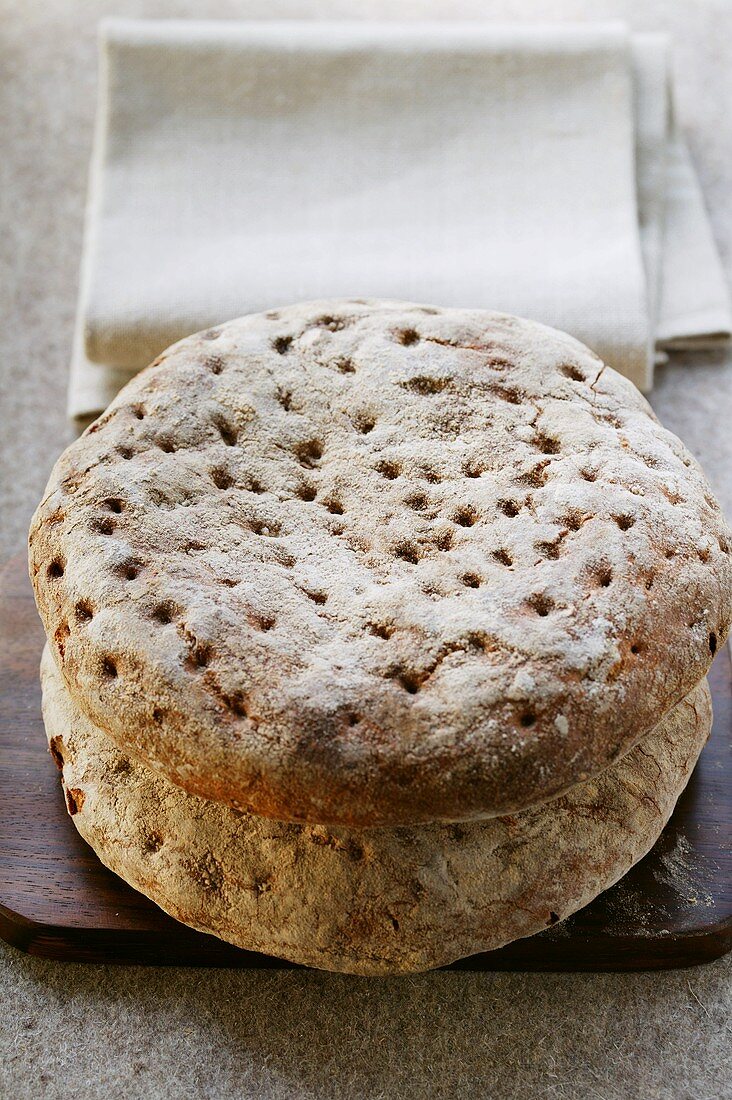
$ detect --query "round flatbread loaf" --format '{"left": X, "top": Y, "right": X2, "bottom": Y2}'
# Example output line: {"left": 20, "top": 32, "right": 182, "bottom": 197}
{"left": 41, "top": 646, "right": 710, "bottom": 975}
{"left": 30, "top": 300, "right": 731, "bottom": 825}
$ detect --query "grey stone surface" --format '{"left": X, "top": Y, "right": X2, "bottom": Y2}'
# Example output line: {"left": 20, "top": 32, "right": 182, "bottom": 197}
{"left": 1, "top": 2, "right": 730, "bottom": 1097}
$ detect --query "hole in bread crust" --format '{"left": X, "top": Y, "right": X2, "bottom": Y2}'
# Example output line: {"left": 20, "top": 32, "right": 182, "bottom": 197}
{"left": 295, "top": 440, "right": 323, "bottom": 468}
{"left": 395, "top": 543, "right": 420, "bottom": 564}
{"left": 118, "top": 560, "right": 142, "bottom": 581}
{"left": 211, "top": 467, "right": 235, "bottom": 490}
{"left": 709, "top": 632, "right": 718, "bottom": 656}
{"left": 273, "top": 335, "right": 293, "bottom": 355}
{"left": 213, "top": 414, "right": 238, "bottom": 446}
{"left": 102, "top": 657, "right": 118, "bottom": 679}
{"left": 316, "top": 315, "right": 350, "bottom": 332}
{"left": 354, "top": 413, "right": 376, "bottom": 434}
{"left": 144, "top": 831, "right": 163, "bottom": 853}
{"left": 434, "top": 529, "right": 453, "bottom": 552}
{"left": 536, "top": 539, "right": 562, "bottom": 560}
{"left": 225, "top": 692, "right": 250, "bottom": 717}
{"left": 152, "top": 602, "right": 177, "bottom": 625}
{"left": 419, "top": 467, "right": 441, "bottom": 484}
{"left": 368, "top": 622, "right": 393, "bottom": 639}
{"left": 250, "top": 518, "right": 281, "bottom": 537}
{"left": 65, "top": 787, "right": 85, "bottom": 815}
{"left": 518, "top": 464, "right": 549, "bottom": 488}
{"left": 49, "top": 736, "right": 65, "bottom": 770}
{"left": 304, "top": 590, "right": 327, "bottom": 605}
{"left": 217, "top": 424, "right": 238, "bottom": 448}
{"left": 75, "top": 601, "right": 93, "bottom": 622}
{"left": 92, "top": 516, "right": 116, "bottom": 535}
{"left": 534, "top": 434, "right": 560, "bottom": 455}
{"left": 493, "top": 548, "right": 513, "bottom": 567}
{"left": 562, "top": 511, "right": 583, "bottom": 531}
{"left": 191, "top": 642, "right": 213, "bottom": 668}
{"left": 527, "top": 593, "right": 554, "bottom": 616}
{"left": 490, "top": 385, "right": 522, "bottom": 405}
{"left": 376, "top": 460, "right": 401, "bottom": 480}
{"left": 402, "top": 376, "right": 450, "bottom": 395}
{"left": 47, "top": 559, "right": 64, "bottom": 579}
{"left": 399, "top": 671, "right": 422, "bottom": 693}
{"left": 453, "top": 506, "right": 478, "bottom": 528}
{"left": 397, "top": 328, "right": 420, "bottom": 346}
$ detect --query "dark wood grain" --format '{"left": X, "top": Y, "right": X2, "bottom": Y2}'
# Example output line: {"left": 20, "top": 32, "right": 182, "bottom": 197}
{"left": 1, "top": 552, "right": 730, "bottom": 970}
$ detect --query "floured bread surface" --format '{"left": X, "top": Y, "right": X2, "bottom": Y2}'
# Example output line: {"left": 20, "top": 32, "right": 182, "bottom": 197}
{"left": 30, "top": 300, "right": 731, "bottom": 825}
{"left": 42, "top": 647, "right": 710, "bottom": 975}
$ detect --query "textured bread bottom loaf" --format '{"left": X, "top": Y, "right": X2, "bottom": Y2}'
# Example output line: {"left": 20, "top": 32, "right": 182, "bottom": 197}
{"left": 41, "top": 646, "right": 710, "bottom": 975}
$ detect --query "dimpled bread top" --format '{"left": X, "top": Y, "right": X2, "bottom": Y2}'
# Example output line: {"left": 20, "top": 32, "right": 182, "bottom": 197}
{"left": 29, "top": 300, "right": 732, "bottom": 826}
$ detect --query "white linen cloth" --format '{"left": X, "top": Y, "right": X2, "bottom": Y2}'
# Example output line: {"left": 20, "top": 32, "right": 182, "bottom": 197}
{"left": 69, "top": 18, "right": 731, "bottom": 419}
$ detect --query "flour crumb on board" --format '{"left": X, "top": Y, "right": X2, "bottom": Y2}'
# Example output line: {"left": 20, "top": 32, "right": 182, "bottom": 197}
{"left": 602, "top": 880, "right": 666, "bottom": 937}
{"left": 654, "top": 833, "right": 716, "bottom": 907}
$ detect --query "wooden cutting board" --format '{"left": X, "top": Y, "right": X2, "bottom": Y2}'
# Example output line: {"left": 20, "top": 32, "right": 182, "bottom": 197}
{"left": 0, "top": 551, "right": 730, "bottom": 970}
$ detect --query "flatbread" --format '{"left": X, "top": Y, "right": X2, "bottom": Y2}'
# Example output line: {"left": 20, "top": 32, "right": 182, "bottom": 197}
{"left": 30, "top": 300, "right": 731, "bottom": 824}
{"left": 41, "top": 646, "right": 711, "bottom": 975}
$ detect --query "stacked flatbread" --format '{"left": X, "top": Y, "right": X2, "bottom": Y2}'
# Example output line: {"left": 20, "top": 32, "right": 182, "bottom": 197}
{"left": 30, "top": 301, "right": 732, "bottom": 974}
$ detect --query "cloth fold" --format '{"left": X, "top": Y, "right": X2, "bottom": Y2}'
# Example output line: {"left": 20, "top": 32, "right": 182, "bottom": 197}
{"left": 69, "top": 18, "right": 731, "bottom": 419}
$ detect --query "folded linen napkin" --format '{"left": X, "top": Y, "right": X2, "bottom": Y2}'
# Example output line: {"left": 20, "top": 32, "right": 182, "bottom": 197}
{"left": 69, "top": 18, "right": 731, "bottom": 419}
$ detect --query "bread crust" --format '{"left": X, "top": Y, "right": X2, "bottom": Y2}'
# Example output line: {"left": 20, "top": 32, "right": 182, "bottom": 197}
{"left": 30, "top": 300, "right": 732, "bottom": 824}
{"left": 41, "top": 646, "right": 711, "bottom": 975}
